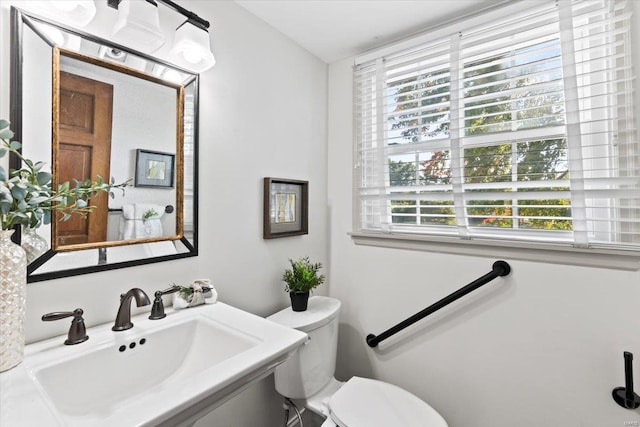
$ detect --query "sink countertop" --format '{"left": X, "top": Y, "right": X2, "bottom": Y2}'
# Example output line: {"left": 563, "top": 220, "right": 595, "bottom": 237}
{"left": 0, "top": 301, "right": 307, "bottom": 427}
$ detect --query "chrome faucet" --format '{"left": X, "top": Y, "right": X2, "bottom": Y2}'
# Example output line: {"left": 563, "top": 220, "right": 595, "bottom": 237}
{"left": 112, "top": 288, "right": 151, "bottom": 331}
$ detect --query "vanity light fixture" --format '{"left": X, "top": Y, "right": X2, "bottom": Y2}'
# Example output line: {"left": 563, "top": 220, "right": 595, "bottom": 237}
{"left": 111, "top": 0, "right": 166, "bottom": 54}
{"left": 108, "top": 0, "right": 216, "bottom": 72}
{"left": 168, "top": 18, "right": 216, "bottom": 73}
{"left": 32, "top": 0, "right": 97, "bottom": 27}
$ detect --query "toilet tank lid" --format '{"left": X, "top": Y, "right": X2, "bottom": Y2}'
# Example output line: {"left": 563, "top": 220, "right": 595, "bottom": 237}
{"left": 267, "top": 296, "right": 341, "bottom": 333}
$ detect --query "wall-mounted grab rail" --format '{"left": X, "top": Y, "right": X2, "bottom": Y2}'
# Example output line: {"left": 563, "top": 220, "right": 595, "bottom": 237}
{"left": 108, "top": 205, "right": 175, "bottom": 214}
{"left": 366, "top": 260, "right": 511, "bottom": 348}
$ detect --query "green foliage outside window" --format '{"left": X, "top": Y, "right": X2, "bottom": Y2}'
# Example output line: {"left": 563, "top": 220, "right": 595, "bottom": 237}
{"left": 387, "top": 40, "right": 572, "bottom": 231}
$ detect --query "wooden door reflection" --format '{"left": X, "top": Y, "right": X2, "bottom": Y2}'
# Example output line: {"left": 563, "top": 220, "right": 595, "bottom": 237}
{"left": 57, "top": 71, "right": 112, "bottom": 246}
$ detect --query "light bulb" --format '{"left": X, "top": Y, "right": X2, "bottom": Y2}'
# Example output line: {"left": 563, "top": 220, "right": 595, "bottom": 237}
{"left": 182, "top": 49, "right": 203, "bottom": 64}
{"left": 163, "top": 70, "right": 184, "bottom": 84}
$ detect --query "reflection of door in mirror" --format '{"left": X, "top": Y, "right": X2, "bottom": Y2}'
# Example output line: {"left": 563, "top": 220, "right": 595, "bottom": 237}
{"left": 57, "top": 71, "right": 113, "bottom": 246}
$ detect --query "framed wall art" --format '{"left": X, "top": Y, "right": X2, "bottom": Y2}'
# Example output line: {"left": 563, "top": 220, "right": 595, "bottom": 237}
{"left": 263, "top": 177, "right": 308, "bottom": 239}
{"left": 135, "top": 149, "right": 175, "bottom": 188}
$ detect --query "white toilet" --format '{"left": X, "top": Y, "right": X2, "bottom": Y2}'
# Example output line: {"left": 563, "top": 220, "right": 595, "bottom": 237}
{"left": 268, "top": 296, "right": 448, "bottom": 427}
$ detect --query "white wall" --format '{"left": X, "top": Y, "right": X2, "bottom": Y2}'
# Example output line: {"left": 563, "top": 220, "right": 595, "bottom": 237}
{"left": 327, "top": 4, "right": 640, "bottom": 427}
{"left": 0, "top": 1, "right": 328, "bottom": 426}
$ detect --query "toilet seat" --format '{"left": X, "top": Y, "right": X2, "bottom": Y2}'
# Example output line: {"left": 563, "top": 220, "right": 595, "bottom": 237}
{"left": 327, "top": 377, "right": 448, "bottom": 427}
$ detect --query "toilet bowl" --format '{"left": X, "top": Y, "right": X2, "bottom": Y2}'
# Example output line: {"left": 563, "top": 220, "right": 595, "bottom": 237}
{"left": 268, "top": 296, "right": 448, "bottom": 427}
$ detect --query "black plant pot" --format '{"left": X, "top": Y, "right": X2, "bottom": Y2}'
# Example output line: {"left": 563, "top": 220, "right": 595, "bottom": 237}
{"left": 290, "top": 291, "right": 310, "bottom": 312}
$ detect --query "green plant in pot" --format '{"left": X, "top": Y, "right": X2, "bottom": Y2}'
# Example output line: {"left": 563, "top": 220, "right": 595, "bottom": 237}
{"left": 283, "top": 257, "right": 325, "bottom": 312}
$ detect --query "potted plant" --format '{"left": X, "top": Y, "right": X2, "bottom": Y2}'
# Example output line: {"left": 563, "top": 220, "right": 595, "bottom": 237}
{"left": 282, "top": 257, "right": 325, "bottom": 312}
{"left": 0, "top": 119, "right": 128, "bottom": 371}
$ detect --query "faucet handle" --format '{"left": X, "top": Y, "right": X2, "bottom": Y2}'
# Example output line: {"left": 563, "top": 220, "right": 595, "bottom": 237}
{"left": 149, "top": 285, "right": 180, "bottom": 320}
{"left": 42, "top": 308, "right": 89, "bottom": 345}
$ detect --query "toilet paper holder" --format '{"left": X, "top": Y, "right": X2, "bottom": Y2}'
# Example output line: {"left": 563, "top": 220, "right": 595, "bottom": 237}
{"left": 612, "top": 351, "right": 640, "bottom": 409}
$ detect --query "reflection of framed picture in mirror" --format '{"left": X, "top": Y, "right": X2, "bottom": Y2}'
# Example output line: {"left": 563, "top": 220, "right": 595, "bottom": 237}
{"left": 135, "top": 149, "right": 175, "bottom": 188}
{"left": 263, "top": 177, "right": 308, "bottom": 239}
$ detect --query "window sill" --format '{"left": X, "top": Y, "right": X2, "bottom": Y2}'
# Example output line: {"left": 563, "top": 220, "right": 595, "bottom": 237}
{"left": 350, "top": 231, "right": 640, "bottom": 271}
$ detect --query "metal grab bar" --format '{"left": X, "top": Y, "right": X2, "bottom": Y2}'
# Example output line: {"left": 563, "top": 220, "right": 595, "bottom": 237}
{"left": 108, "top": 205, "right": 175, "bottom": 214}
{"left": 366, "top": 260, "right": 511, "bottom": 348}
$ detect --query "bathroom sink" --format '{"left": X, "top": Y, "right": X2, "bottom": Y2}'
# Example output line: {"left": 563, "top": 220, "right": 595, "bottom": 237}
{"left": 35, "top": 317, "right": 258, "bottom": 418}
{"left": 0, "top": 302, "right": 307, "bottom": 427}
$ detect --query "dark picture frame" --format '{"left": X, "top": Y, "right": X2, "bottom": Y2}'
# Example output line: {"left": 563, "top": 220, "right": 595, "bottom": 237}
{"left": 263, "top": 177, "right": 308, "bottom": 239}
{"left": 135, "top": 149, "right": 175, "bottom": 188}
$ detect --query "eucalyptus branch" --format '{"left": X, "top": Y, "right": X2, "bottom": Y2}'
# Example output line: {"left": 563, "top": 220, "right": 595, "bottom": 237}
{"left": 142, "top": 208, "right": 159, "bottom": 221}
{"left": 0, "top": 119, "right": 130, "bottom": 230}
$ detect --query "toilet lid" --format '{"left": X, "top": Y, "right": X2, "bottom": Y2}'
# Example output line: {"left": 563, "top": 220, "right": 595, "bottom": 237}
{"left": 328, "top": 377, "right": 448, "bottom": 427}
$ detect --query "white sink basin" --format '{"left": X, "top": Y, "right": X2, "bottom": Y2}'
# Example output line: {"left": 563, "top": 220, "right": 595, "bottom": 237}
{"left": 36, "top": 317, "right": 258, "bottom": 418}
{"left": 0, "top": 302, "right": 307, "bottom": 427}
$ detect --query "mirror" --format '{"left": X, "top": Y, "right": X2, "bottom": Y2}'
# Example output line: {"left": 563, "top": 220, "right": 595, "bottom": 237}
{"left": 53, "top": 49, "right": 183, "bottom": 249}
{"left": 10, "top": 7, "right": 199, "bottom": 282}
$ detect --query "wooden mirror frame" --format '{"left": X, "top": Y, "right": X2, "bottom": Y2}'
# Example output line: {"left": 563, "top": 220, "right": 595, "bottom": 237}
{"left": 52, "top": 47, "right": 185, "bottom": 251}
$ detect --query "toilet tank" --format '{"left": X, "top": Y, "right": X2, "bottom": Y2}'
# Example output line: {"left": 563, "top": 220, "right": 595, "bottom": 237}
{"left": 267, "top": 296, "right": 341, "bottom": 399}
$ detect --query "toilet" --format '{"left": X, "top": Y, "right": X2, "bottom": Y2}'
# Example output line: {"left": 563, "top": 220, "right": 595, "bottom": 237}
{"left": 268, "top": 296, "right": 448, "bottom": 427}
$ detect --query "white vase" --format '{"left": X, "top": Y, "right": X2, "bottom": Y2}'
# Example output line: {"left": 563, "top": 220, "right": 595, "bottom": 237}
{"left": 21, "top": 226, "right": 48, "bottom": 264}
{"left": 0, "top": 229, "right": 27, "bottom": 372}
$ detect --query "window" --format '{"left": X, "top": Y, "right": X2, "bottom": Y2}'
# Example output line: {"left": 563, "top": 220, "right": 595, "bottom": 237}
{"left": 353, "top": 0, "right": 639, "bottom": 256}
{"left": 183, "top": 88, "right": 195, "bottom": 239}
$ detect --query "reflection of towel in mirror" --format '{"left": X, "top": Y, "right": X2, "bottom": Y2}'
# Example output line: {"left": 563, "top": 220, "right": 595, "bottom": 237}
{"left": 119, "top": 204, "right": 165, "bottom": 239}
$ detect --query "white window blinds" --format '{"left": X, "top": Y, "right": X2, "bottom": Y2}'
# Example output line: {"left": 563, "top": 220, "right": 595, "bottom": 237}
{"left": 183, "top": 87, "right": 195, "bottom": 238}
{"left": 353, "top": 0, "right": 639, "bottom": 251}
